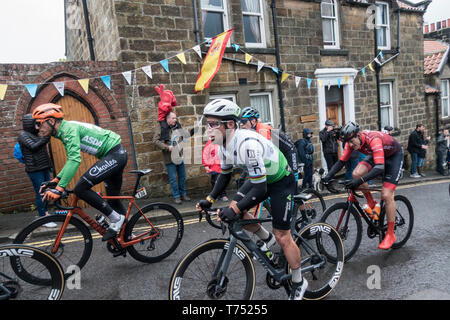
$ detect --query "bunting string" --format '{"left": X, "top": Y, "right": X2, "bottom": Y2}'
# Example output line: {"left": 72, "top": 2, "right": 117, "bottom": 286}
{"left": 0, "top": 29, "right": 386, "bottom": 100}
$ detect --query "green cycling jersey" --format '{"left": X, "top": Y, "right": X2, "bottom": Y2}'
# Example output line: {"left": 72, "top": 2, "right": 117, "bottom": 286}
{"left": 54, "top": 120, "right": 121, "bottom": 188}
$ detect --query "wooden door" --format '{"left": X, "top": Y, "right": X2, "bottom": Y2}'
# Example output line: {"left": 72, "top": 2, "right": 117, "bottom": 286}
{"left": 326, "top": 102, "right": 345, "bottom": 157}
{"left": 50, "top": 95, "right": 106, "bottom": 208}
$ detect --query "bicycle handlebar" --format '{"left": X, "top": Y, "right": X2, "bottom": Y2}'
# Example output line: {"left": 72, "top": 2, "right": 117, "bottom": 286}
{"left": 322, "top": 179, "right": 382, "bottom": 195}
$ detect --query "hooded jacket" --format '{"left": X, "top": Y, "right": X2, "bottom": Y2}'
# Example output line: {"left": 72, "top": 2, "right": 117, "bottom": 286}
{"left": 295, "top": 128, "right": 314, "bottom": 166}
{"left": 17, "top": 114, "right": 52, "bottom": 173}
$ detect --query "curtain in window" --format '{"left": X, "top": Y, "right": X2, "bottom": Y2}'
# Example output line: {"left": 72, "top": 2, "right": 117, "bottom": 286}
{"left": 242, "top": 0, "right": 261, "bottom": 43}
{"left": 321, "top": 0, "right": 336, "bottom": 46}
{"left": 442, "top": 81, "right": 449, "bottom": 118}
{"left": 376, "top": 4, "right": 387, "bottom": 47}
{"left": 250, "top": 94, "right": 271, "bottom": 123}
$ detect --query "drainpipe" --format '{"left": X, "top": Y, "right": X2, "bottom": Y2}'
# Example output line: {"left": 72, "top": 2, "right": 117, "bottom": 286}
{"left": 271, "top": 0, "right": 286, "bottom": 132}
{"left": 192, "top": 0, "right": 201, "bottom": 45}
{"left": 435, "top": 92, "right": 440, "bottom": 137}
{"left": 82, "top": 0, "right": 95, "bottom": 61}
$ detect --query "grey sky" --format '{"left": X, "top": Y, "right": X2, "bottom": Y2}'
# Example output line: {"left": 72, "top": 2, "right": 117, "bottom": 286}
{"left": 0, "top": 0, "right": 448, "bottom": 64}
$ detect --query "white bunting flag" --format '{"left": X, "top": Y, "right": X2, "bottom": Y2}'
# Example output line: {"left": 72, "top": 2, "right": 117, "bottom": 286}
{"left": 257, "top": 60, "right": 265, "bottom": 73}
{"left": 53, "top": 82, "right": 65, "bottom": 96}
{"left": 122, "top": 71, "right": 132, "bottom": 85}
{"left": 295, "top": 76, "right": 301, "bottom": 88}
{"left": 193, "top": 45, "right": 202, "bottom": 59}
{"left": 142, "top": 65, "right": 152, "bottom": 79}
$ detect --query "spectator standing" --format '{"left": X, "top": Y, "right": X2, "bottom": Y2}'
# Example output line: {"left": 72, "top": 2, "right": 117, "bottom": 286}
{"left": 436, "top": 128, "right": 449, "bottom": 176}
{"left": 407, "top": 124, "right": 430, "bottom": 178}
{"left": 153, "top": 112, "right": 190, "bottom": 204}
{"left": 319, "top": 119, "right": 339, "bottom": 172}
{"left": 17, "top": 114, "right": 56, "bottom": 228}
{"left": 202, "top": 139, "right": 228, "bottom": 201}
{"left": 296, "top": 128, "right": 314, "bottom": 189}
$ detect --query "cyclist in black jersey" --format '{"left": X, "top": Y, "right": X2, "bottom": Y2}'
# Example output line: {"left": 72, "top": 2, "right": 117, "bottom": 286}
{"left": 196, "top": 99, "right": 308, "bottom": 300}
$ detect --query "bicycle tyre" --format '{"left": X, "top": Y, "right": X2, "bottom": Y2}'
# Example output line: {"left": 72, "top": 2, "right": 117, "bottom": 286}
{"left": 124, "top": 203, "right": 184, "bottom": 263}
{"left": 378, "top": 195, "right": 414, "bottom": 249}
{"left": 13, "top": 215, "right": 93, "bottom": 285}
{"left": 168, "top": 239, "right": 256, "bottom": 300}
{"left": 292, "top": 222, "right": 345, "bottom": 300}
{"left": 1, "top": 244, "right": 65, "bottom": 300}
{"left": 319, "top": 202, "right": 363, "bottom": 262}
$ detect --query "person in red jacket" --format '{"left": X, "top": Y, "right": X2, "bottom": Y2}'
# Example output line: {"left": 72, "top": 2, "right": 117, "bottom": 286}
{"left": 155, "top": 84, "right": 177, "bottom": 142}
{"left": 202, "top": 138, "right": 228, "bottom": 202}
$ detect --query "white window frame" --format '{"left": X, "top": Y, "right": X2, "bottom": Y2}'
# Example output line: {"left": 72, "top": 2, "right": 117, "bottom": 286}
{"left": 200, "top": 0, "right": 230, "bottom": 43}
{"left": 376, "top": 1, "right": 391, "bottom": 50}
{"left": 249, "top": 91, "right": 274, "bottom": 125}
{"left": 321, "top": 0, "right": 340, "bottom": 49}
{"left": 441, "top": 80, "right": 449, "bottom": 119}
{"left": 209, "top": 93, "right": 236, "bottom": 103}
{"left": 242, "top": 0, "right": 266, "bottom": 48}
{"left": 380, "top": 82, "right": 394, "bottom": 128}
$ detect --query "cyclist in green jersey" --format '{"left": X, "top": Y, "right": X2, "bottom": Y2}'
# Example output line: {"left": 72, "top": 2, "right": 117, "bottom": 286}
{"left": 196, "top": 99, "right": 308, "bottom": 300}
{"left": 33, "top": 103, "right": 128, "bottom": 241}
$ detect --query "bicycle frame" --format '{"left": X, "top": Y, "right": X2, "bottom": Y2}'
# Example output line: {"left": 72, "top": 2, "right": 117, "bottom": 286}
{"left": 51, "top": 194, "right": 160, "bottom": 254}
{"left": 210, "top": 216, "right": 327, "bottom": 297}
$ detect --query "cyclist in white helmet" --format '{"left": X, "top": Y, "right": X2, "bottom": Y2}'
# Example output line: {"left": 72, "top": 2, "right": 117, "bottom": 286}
{"left": 196, "top": 99, "right": 308, "bottom": 300}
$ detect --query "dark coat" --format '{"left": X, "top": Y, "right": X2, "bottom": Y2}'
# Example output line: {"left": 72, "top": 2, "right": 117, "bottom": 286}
{"left": 17, "top": 115, "right": 52, "bottom": 173}
{"left": 407, "top": 129, "right": 428, "bottom": 157}
{"left": 295, "top": 128, "right": 314, "bottom": 166}
{"left": 319, "top": 127, "right": 338, "bottom": 154}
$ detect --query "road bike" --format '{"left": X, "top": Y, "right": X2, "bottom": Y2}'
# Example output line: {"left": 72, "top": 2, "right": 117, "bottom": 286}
{"left": 321, "top": 179, "right": 414, "bottom": 262}
{"left": 168, "top": 194, "right": 344, "bottom": 300}
{"left": 0, "top": 244, "right": 65, "bottom": 300}
{"left": 13, "top": 169, "right": 184, "bottom": 284}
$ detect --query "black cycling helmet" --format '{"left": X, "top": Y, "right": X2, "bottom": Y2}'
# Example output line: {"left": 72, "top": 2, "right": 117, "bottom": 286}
{"left": 241, "top": 107, "right": 259, "bottom": 119}
{"left": 384, "top": 125, "right": 394, "bottom": 132}
{"left": 340, "top": 121, "right": 360, "bottom": 142}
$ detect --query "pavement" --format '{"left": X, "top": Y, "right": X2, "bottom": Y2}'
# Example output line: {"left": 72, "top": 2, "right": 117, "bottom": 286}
{"left": 0, "top": 169, "right": 449, "bottom": 243}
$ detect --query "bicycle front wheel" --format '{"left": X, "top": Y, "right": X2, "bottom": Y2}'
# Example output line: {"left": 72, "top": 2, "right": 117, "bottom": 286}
{"left": 379, "top": 195, "right": 414, "bottom": 249}
{"left": 168, "top": 239, "right": 256, "bottom": 300}
{"left": 320, "top": 202, "right": 362, "bottom": 262}
{"left": 13, "top": 215, "right": 93, "bottom": 285}
{"left": 293, "top": 222, "right": 345, "bottom": 300}
{"left": 1, "top": 244, "right": 65, "bottom": 300}
{"left": 124, "top": 203, "right": 184, "bottom": 263}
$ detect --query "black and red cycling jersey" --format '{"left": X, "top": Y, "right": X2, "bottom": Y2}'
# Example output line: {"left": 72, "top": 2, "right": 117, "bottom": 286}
{"left": 341, "top": 130, "right": 401, "bottom": 164}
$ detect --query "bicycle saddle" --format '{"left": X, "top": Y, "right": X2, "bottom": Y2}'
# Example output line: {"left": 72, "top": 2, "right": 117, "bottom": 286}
{"left": 129, "top": 169, "right": 152, "bottom": 176}
{"left": 293, "top": 193, "right": 312, "bottom": 201}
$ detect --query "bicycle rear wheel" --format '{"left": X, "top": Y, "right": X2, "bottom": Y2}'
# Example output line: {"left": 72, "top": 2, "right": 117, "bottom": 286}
{"left": 168, "top": 239, "right": 255, "bottom": 300}
{"left": 1, "top": 244, "right": 64, "bottom": 300}
{"left": 124, "top": 203, "right": 184, "bottom": 263}
{"left": 319, "top": 202, "right": 362, "bottom": 262}
{"left": 295, "top": 188, "right": 326, "bottom": 223}
{"left": 379, "top": 195, "right": 414, "bottom": 249}
{"left": 292, "top": 222, "right": 344, "bottom": 300}
{"left": 13, "top": 215, "right": 93, "bottom": 285}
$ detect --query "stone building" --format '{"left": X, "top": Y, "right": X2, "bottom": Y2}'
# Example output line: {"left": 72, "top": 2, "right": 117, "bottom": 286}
{"left": 0, "top": 0, "right": 432, "bottom": 212}
{"left": 61, "top": 0, "right": 431, "bottom": 198}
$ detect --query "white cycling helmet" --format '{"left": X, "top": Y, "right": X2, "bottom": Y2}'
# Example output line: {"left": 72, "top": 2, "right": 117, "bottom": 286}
{"left": 203, "top": 99, "right": 241, "bottom": 121}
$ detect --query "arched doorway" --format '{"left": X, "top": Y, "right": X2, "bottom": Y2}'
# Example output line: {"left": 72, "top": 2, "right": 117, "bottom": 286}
{"left": 50, "top": 94, "right": 106, "bottom": 208}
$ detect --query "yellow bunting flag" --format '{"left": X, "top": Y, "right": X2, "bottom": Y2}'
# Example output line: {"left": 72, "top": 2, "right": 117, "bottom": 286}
{"left": 0, "top": 84, "right": 7, "bottom": 100}
{"left": 176, "top": 52, "right": 187, "bottom": 64}
{"left": 368, "top": 63, "right": 375, "bottom": 72}
{"left": 78, "top": 79, "right": 90, "bottom": 94}
{"left": 245, "top": 53, "right": 252, "bottom": 64}
{"left": 318, "top": 80, "right": 323, "bottom": 88}
{"left": 281, "top": 72, "right": 290, "bottom": 83}
{"left": 345, "top": 76, "right": 349, "bottom": 84}
{"left": 195, "top": 29, "right": 234, "bottom": 93}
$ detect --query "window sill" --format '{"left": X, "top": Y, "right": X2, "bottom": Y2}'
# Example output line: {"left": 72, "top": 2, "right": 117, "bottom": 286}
{"left": 225, "top": 47, "right": 276, "bottom": 55}
{"left": 320, "top": 49, "right": 348, "bottom": 56}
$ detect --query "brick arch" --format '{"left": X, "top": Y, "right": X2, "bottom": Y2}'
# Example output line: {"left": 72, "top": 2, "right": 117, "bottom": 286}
{"left": 15, "top": 65, "right": 123, "bottom": 126}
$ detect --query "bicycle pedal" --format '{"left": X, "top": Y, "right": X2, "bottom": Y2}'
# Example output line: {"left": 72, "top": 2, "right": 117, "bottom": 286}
{"left": 112, "top": 250, "right": 126, "bottom": 258}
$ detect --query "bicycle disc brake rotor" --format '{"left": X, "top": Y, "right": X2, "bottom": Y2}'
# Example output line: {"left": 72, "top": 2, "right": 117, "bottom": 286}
{"left": 46, "top": 243, "right": 64, "bottom": 259}
{"left": 207, "top": 277, "right": 228, "bottom": 299}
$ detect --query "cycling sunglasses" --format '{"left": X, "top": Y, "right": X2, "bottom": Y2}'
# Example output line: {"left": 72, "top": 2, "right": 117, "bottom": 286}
{"left": 35, "top": 119, "right": 48, "bottom": 129}
{"left": 206, "top": 121, "right": 228, "bottom": 129}
{"left": 240, "top": 118, "right": 250, "bottom": 125}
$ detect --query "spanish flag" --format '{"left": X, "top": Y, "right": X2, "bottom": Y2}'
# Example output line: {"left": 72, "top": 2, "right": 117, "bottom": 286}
{"left": 195, "top": 29, "right": 234, "bottom": 93}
